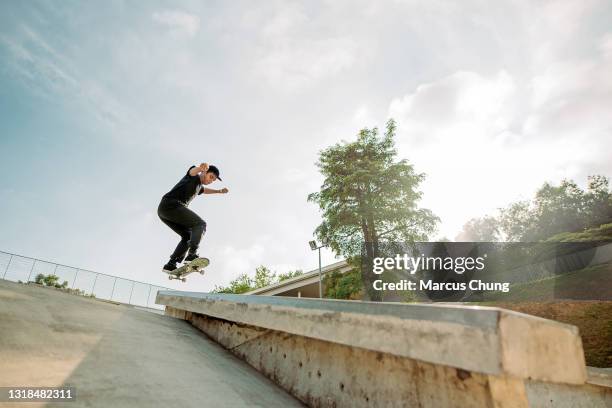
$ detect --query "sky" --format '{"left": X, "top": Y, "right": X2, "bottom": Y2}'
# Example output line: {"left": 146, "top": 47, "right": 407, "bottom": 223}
{"left": 1, "top": 0, "right": 611, "bottom": 292}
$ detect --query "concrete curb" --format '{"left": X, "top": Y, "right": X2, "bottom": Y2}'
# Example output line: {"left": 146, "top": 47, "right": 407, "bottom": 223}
{"left": 156, "top": 291, "right": 586, "bottom": 384}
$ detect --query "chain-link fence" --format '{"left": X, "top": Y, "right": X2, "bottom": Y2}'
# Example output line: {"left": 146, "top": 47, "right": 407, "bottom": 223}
{"left": 0, "top": 250, "right": 171, "bottom": 310}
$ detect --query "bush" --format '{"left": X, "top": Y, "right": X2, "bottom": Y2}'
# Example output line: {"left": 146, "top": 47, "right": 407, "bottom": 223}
{"left": 324, "top": 269, "right": 363, "bottom": 300}
{"left": 43, "top": 274, "right": 60, "bottom": 287}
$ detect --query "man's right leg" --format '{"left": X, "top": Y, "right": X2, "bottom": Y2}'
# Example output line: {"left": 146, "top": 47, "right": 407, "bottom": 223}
{"left": 158, "top": 203, "right": 206, "bottom": 260}
{"left": 160, "top": 218, "right": 191, "bottom": 265}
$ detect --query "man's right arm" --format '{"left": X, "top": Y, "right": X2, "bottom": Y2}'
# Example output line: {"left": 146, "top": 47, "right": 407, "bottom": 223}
{"left": 189, "top": 163, "right": 208, "bottom": 176}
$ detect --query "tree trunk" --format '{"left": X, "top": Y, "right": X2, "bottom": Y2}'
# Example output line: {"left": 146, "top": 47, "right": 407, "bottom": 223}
{"left": 361, "top": 218, "right": 382, "bottom": 301}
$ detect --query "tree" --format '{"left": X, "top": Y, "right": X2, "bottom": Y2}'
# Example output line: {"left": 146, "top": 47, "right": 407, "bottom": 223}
{"left": 498, "top": 200, "right": 535, "bottom": 241}
{"left": 455, "top": 216, "right": 500, "bottom": 241}
{"left": 214, "top": 265, "right": 279, "bottom": 294}
{"left": 214, "top": 273, "right": 253, "bottom": 294}
{"left": 583, "top": 175, "right": 612, "bottom": 227}
{"left": 253, "top": 266, "right": 276, "bottom": 288}
{"left": 498, "top": 175, "right": 612, "bottom": 241}
{"left": 308, "top": 119, "right": 439, "bottom": 300}
{"left": 43, "top": 274, "right": 60, "bottom": 287}
{"left": 323, "top": 269, "right": 363, "bottom": 300}
{"left": 278, "top": 270, "right": 303, "bottom": 282}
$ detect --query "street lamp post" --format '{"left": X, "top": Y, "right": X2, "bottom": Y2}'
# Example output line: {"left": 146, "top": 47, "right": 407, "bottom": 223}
{"left": 309, "top": 240, "right": 325, "bottom": 298}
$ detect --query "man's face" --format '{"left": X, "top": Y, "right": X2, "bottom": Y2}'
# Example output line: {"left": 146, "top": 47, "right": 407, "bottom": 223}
{"left": 202, "top": 171, "right": 217, "bottom": 185}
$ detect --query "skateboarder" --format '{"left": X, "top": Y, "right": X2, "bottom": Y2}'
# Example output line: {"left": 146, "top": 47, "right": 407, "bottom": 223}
{"left": 158, "top": 163, "right": 228, "bottom": 272}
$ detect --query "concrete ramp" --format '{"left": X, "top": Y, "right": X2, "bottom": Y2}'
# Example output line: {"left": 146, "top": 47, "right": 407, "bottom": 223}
{"left": 157, "top": 291, "right": 612, "bottom": 408}
{"left": 0, "top": 279, "right": 302, "bottom": 407}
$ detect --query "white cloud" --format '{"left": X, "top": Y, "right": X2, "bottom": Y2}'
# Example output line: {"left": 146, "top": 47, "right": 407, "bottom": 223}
{"left": 3, "top": 0, "right": 611, "bottom": 289}
{"left": 389, "top": 70, "right": 517, "bottom": 146}
{"left": 152, "top": 10, "right": 201, "bottom": 37}
{"left": 387, "top": 56, "right": 611, "bottom": 239}
{"left": 255, "top": 36, "right": 357, "bottom": 91}
{"left": 260, "top": 3, "right": 308, "bottom": 38}
{"left": 525, "top": 37, "right": 612, "bottom": 142}
{"left": 601, "top": 33, "right": 612, "bottom": 60}
{"left": 201, "top": 243, "right": 266, "bottom": 289}
{"left": 521, "top": 0, "right": 600, "bottom": 67}
{"left": 352, "top": 106, "right": 377, "bottom": 128}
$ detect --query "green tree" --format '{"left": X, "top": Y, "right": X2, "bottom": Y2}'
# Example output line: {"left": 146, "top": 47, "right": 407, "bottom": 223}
{"left": 214, "top": 273, "right": 253, "bottom": 294}
{"left": 583, "top": 175, "right": 612, "bottom": 227}
{"left": 253, "top": 266, "right": 276, "bottom": 288}
{"left": 43, "top": 274, "right": 60, "bottom": 287}
{"left": 278, "top": 270, "right": 303, "bottom": 282}
{"left": 308, "top": 119, "right": 439, "bottom": 300}
{"left": 499, "top": 175, "right": 612, "bottom": 241}
{"left": 323, "top": 269, "right": 363, "bottom": 300}
{"left": 213, "top": 265, "right": 278, "bottom": 294}
{"left": 498, "top": 200, "right": 535, "bottom": 241}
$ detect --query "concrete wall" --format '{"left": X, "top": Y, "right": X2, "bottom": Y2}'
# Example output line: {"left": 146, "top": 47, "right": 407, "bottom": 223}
{"left": 157, "top": 292, "right": 611, "bottom": 408}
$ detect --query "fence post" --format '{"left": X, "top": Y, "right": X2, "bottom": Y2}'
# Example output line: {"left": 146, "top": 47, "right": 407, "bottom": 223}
{"left": 128, "top": 281, "right": 135, "bottom": 304}
{"left": 3, "top": 255, "right": 13, "bottom": 279}
{"left": 91, "top": 273, "right": 99, "bottom": 295}
{"left": 146, "top": 285, "right": 152, "bottom": 307}
{"left": 27, "top": 260, "right": 37, "bottom": 283}
{"left": 110, "top": 277, "right": 117, "bottom": 300}
{"left": 72, "top": 269, "right": 79, "bottom": 288}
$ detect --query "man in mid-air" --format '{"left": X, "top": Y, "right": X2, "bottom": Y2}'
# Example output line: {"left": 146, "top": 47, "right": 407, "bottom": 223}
{"left": 158, "top": 163, "right": 228, "bottom": 272}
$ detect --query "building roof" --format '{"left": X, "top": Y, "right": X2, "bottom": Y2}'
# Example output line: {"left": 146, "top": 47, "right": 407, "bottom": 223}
{"left": 246, "top": 260, "right": 351, "bottom": 296}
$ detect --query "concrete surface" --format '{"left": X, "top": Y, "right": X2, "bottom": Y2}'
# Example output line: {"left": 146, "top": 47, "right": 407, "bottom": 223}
{"left": 183, "top": 309, "right": 519, "bottom": 407}
{"left": 525, "top": 380, "right": 612, "bottom": 407}
{"left": 158, "top": 293, "right": 611, "bottom": 408}
{"left": 0, "top": 279, "right": 302, "bottom": 407}
{"left": 156, "top": 291, "right": 586, "bottom": 384}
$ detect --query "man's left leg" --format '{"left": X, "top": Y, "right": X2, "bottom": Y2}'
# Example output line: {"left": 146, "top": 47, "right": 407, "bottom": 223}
{"left": 184, "top": 218, "right": 206, "bottom": 262}
{"left": 160, "top": 205, "right": 207, "bottom": 262}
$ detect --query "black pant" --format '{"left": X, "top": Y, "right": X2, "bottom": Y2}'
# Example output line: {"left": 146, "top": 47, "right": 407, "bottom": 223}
{"left": 158, "top": 198, "right": 206, "bottom": 263}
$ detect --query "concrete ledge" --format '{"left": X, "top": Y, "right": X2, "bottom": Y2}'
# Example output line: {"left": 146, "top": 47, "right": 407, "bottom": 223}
{"left": 156, "top": 291, "right": 586, "bottom": 384}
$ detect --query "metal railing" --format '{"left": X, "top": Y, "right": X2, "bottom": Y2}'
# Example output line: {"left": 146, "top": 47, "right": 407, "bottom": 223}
{"left": 0, "top": 250, "right": 171, "bottom": 310}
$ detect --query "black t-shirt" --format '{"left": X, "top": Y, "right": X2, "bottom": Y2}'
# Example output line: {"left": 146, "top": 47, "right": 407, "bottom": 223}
{"left": 162, "top": 166, "right": 204, "bottom": 205}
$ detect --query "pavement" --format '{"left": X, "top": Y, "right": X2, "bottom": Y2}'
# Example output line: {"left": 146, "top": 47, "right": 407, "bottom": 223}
{"left": 0, "top": 279, "right": 303, "bottom": 407}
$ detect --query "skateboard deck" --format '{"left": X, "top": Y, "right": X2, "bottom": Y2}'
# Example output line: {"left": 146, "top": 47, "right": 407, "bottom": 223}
{"left": 166, "top": 257, "right": 209, "bottom": 282}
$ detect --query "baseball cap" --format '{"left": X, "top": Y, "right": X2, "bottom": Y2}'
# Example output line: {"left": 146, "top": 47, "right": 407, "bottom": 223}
{"left": 208, "top": 165, "right": 222, "bottom": 181}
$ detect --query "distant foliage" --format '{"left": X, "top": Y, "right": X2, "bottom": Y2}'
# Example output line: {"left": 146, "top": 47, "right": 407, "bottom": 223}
{"left": 214, "top": 266, "right": 303, "bottom": 294}
{"left": 544, "top": 222, "right": 612, "bottom": 242}
{"left": 500, "top": 175, "right": 612, "bottom": 241}
{"left": 457, "top": 175, "right": 612, "bottom": 242}
{"left": 455, "top": 216, "right": 500, "bottom": 242}
{"left": 214, "top": 273, "right": 254, "bottom": 294}
{"left": 278, "top": 270, "right": 303, "bottom": 282}
{"left": 323, "top": 269, "right": 363, "bottom": 300}
{"left": 32, "top": 273, "right": 91, "bottom": 297}
{"left": 34, "top": 273, "right": 68, "bottom": 289}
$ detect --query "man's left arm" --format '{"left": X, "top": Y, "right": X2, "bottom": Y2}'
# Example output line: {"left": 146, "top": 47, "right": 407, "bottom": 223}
{"left": 201, "top": 187, "right": 229, "bottom": 194}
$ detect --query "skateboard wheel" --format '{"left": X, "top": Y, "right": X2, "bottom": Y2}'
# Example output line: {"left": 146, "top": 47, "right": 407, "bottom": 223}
{"left": 181, "top": 278, "right": 186, "bottom": 282}
{"left": 199, "top": 271, "right": 204, "bottom": 275}
{"left": 168, "top": 276, "right": 172, "bottom": 280}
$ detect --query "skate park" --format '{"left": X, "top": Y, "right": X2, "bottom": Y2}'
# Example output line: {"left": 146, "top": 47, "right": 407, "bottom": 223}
{"left": 1, "top": 257, "right": 610, "bottom": 407}
{"left": 2, "top": 1, "right": 612, "bottom": 406}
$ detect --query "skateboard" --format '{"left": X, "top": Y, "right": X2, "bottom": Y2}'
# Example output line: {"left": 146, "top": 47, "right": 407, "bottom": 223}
{"left": 166, "top": 257, "right": 210, "bottom": 282}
